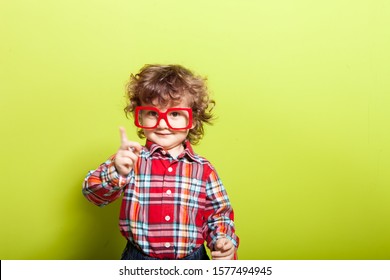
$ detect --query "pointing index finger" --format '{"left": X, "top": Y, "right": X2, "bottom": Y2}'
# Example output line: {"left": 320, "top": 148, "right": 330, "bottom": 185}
{"left": 119, "top": 127, "right": 129, "bottom": 145}
{"left": 119, "top": 126, "right": 143, "bottom": 154}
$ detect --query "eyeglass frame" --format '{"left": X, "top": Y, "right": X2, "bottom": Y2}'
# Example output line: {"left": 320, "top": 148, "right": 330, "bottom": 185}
{"left": 134, "top": 106, "right": 193, "bottom": 130}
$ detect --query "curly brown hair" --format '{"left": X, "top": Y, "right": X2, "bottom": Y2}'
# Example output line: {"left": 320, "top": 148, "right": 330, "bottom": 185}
{"left": 124, "top": 64, "right": 215, "bottom": 144}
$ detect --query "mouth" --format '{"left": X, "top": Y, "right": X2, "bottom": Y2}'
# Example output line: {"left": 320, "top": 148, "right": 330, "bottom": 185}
{"left": 155, "top": 132, "right": 172, "bottom": 136}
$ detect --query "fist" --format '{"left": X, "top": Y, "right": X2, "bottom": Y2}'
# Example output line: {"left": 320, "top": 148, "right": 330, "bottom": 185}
{"left": 211, "top": 237, "right": 236, "bottom": 260}
{"left": 114, "top": 127, "right": 142, "bottom": 176}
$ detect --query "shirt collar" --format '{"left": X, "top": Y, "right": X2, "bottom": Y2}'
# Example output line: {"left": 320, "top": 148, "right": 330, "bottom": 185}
{"left": 144, "top": 140, "right": 200, "bottom": 163}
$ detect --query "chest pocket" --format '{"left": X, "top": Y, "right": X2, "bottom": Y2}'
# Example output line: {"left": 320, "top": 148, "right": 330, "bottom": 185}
{"left": 178, "top": 178, "right": 204, "bottom": 208}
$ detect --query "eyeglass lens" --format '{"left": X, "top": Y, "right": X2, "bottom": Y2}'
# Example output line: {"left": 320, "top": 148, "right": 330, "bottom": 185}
{"left": 137, "top": 108, "right": 190, "bottom": 129}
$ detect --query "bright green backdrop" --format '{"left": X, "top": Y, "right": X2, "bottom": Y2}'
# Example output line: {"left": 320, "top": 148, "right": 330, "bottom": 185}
{"left": 1, "top": 0, "right": 389, "bottom": 260}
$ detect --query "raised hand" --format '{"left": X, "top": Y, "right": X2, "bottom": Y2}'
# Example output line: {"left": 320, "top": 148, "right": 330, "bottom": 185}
{"left": 114, "top": 127, "right": 143, "bottom": 176}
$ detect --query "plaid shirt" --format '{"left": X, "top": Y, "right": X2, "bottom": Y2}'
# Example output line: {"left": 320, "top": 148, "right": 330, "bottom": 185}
{"left": 83, "top": 140, "right": 239, "bottom": 259}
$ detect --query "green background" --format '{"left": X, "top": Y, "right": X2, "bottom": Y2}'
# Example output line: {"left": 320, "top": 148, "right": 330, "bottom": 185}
{"left": 1, "top": 0, "right": 389, "bottom": 260}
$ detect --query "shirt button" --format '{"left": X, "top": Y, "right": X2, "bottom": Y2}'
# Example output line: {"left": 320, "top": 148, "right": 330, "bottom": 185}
{"left": 166, "top": 189, "right": 172, "bottom": 195}
{"left": 165, "top": 215, "right": 171, "bottom": 221}
{"left": 165, "top": 242, "right": 170, "bottom": 248}
{"left": 168, "top": 167, "right": 173, "bottom": 172}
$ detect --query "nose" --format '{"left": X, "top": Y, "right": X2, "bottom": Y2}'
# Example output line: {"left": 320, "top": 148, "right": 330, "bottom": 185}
{"left": 157, "top": 117, "right": 169, "bottom": 129}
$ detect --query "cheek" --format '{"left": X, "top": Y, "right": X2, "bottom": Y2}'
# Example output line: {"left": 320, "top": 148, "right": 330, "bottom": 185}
{"left": 174, "top": 130, "right": 191, "bottom": 141}
{"left": 142, "top": 129, "right": 153, "bottom": 137}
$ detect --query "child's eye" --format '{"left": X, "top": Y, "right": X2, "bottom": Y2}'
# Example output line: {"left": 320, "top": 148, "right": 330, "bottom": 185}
{"left": 147, "top": 111, "right": 158, "bottom": 117}
{"left": 170, "top": 111, "right": 180, "bottom": 117}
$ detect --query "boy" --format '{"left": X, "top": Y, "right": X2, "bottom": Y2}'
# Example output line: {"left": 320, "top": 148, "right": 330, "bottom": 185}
{"left": 82, "top": 64, "right": 239, "bottom": 260}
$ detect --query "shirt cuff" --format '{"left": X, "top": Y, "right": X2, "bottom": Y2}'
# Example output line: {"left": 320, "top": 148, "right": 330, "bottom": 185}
{"left": 106, "top": 158, "right": 130, "bottom": 189}
{"left": 210, "top": 232, "right": 239, "bottom": 249}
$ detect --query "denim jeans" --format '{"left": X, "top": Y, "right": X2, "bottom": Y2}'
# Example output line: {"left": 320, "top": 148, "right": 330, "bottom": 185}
{"left": 121, "top": 241, "right": 210, "bottom": 260}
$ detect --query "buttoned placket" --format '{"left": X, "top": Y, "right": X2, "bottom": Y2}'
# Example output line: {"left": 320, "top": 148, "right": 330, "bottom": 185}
{"left": 161, "top": 156, "right": 178, "bottom": 250}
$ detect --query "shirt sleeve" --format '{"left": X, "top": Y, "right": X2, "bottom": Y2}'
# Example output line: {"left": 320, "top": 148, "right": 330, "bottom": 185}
{"left": 82, "top": 155, "right": 132, "bottom": 207}
{"left": 204, "top": 168, "right": 239, "bottom": 252}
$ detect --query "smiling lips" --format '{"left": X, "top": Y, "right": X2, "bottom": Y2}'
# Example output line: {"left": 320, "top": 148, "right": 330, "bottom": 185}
{"left": 155, "top": 132, "right": 172, "bottom": 136}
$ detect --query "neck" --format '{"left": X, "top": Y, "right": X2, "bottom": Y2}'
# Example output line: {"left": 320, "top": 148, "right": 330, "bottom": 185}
{"left": 166, "top": 143, "right": 185, "bottom": 158}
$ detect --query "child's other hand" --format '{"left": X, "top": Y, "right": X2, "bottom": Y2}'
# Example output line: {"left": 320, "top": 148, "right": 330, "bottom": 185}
{"left": 211, "top": 238, "right": 235, "bottom": 260}
{"left": 114, "top": 127, "right": 142, "bottom": 176}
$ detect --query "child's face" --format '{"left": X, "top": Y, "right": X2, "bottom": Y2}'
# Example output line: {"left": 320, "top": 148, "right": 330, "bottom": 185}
{"left": 140, "top": 97, "right": 194, "bottom": 156}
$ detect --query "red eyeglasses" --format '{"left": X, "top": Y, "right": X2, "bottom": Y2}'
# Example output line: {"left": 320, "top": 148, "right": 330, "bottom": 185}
{"left": 134, "top": 106, "right": 193, "bottom": 130}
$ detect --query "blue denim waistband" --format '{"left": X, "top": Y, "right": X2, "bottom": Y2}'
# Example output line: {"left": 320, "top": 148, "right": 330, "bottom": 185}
{"left": 121, "top": 241, "right": 210, "bottom": 260}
